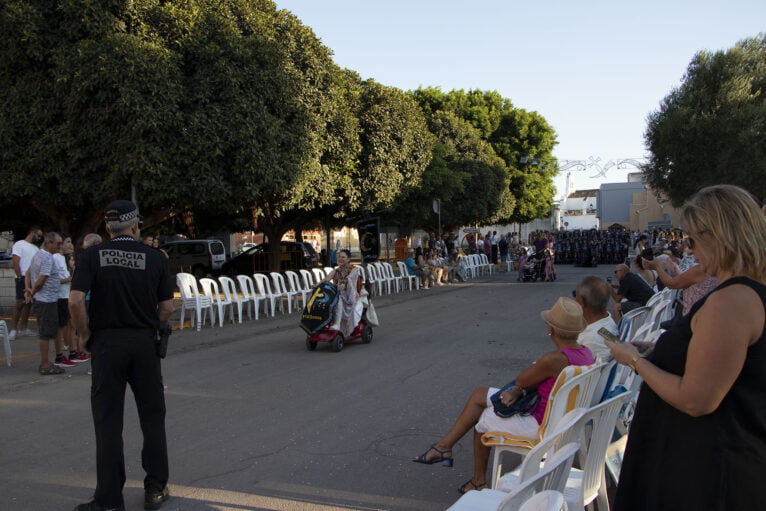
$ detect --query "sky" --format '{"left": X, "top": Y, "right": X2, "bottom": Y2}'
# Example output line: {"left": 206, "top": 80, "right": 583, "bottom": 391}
{"left": 274, "top": 0, "right": 765, "bottom": 198}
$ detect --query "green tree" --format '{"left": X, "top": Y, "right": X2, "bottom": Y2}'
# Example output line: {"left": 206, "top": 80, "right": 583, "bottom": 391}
{"left": 401, "top": 88, "right": 555, "bottom": 229}
{"left": 643, "top": 34, "right": 766, "bottom": 205}
{"left": 491, "top": 109, "right": 558, "bottom": 223}
{"left": 0, "top": 0, "right": 323, "bottom": 245}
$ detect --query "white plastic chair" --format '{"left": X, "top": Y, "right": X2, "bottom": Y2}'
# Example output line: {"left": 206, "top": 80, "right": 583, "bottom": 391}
{"left": 299, "top": 269, "right": 317, "bottom": 288}
{"left": 270, "top": 272, "right": 298, "bottom": 314}
{"left": 218, "top": 276, "right": 245, "bottom": 324}
{"left": 464, "top": 254, "right": 478, "bottom": 278}
{"left": 285, "top": 270, "right": 310, "bottom": 310}
{"left": 489, "top": 408, "right": 588, "bottom": 489}
{"left": 397, "top": 261, "right": 419, "bottom": 291}
{"left": 518, "top": 491, "right": 568, "bottom": 511}
{"left": 483, "top": 364, "right": 603, "bottom": 482}
{"left": 383, "top": 262, "right": 403, "bottom": 293}
{"left": 236, "top": 275, "right": 260, "bottom": 321}
{"left": 617, "top": 306, "right": 650, "bottom": 342}
{"left": 311, "top": 268, "right": 326, "bottom": 285}
{"left": 499, "top": 392, "right": 632, "bottom": 511}
{"left": 199, "top": 278, "right": 233, "bottom": 326}
{"left": 479, "top": 253, "right": 494, "bottom": 274}
{"left": 322, "top": 266, "right": 334, "bottom": 277}
{"left": 629, "top": 298, "right": 672, "bottom": 344}
{"left": 365, "top": 264, "right": 384, "bottom": 296}
{"left": 176, "top": 273, "right": 215, "bottom": 331}
{"left": 253, "top": 273, "right": 280, "bottom": 317}
{"left": 373, "top": 262, "right": 393, "bottom": 295}
{"left": 446, "top": 442, "right": 580, "bottom": 511}
{"left": 1, "top": 320, "right": 11, "bottom": 367}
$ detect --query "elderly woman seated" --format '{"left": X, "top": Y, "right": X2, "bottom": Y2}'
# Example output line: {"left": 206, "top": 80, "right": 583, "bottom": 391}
{"left": 321, "top": 249, "right": 363, "bottom": 336}
{"left": 412, "top": 297, "right": 594, "bottom": 493}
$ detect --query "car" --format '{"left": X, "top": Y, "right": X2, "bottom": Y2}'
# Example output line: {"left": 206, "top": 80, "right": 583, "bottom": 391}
{"left": 222, "top": 241, "right": 318, "bottom": 275}
{"left": 160, "top": 239, "right": 226, "bottom": 278}
{"left": 0, "top": 250, "right": 11, "bottom": 269}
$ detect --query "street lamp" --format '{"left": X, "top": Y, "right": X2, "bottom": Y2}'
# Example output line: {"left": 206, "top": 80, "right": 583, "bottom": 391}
{"left": 519, "top": 156, "right": 540, "bottom": 166}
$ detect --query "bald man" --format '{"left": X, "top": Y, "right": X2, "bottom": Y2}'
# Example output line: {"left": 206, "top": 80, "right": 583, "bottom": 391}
{"left": 608, "top": 263, "right": 655, "bottom": 321}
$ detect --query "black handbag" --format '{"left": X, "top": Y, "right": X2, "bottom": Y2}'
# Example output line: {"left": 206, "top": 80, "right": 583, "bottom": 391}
{"left": 490, "top": 380, "right": 541, "bottom": 418}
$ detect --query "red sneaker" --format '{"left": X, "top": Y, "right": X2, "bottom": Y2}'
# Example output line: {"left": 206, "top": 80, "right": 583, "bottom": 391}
{"left": 72, "top": 352, "right": 90, "bottom": 363}
{"left": 54, "top": 356, "right": 77, "bottom": 368}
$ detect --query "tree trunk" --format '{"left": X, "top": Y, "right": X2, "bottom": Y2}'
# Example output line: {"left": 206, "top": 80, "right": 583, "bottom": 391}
{"left": 259, "top": 211, "right": 288, "bottom": 272}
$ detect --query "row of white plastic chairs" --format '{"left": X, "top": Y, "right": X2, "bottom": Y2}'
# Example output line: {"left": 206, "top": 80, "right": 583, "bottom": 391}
{"left": 617, "top": 287, "right": 679, "bottom": 345}
{"left": 462, "top": 253, "right": 494, "bottom": 278}
{"left": 175, "top": 261, "right": 427, "bottom": 331}
{"left": 176, "top": 268, "right": 331, "bottom": 330}
{"left": 449, "top": 358, "right": 636, "bottom": 511}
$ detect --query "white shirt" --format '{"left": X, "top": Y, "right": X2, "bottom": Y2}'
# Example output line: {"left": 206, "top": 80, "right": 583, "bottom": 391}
{"left": 11, "top": 239, "right": 39, "bottom": 276}
{"left": 53, "top": 253, "right": 71, "bottom": 299}
{"left": 578, "top": 315, "right": 619, "bottom": 362}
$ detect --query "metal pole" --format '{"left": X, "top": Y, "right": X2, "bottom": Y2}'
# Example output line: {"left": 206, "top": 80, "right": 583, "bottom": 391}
{"left": 438, "top": 199, "right": 441, "bottom": 241}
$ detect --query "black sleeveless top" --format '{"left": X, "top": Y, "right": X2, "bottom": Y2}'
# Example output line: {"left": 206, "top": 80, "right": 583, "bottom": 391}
{"left": 615, "top": 277, "right": 766, "bottom": 510}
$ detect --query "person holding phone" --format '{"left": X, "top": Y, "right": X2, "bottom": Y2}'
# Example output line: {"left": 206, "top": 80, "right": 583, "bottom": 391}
{"left": 605, "top": 185, "right": 766, "bottom": 510}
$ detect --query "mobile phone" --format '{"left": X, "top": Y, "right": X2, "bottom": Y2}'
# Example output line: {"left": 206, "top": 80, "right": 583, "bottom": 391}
{"left": 598, "top": 327, "right": 623, "bottom": 343}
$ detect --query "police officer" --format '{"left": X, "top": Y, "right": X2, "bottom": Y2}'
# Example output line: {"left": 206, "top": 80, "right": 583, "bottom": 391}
{"left": 70, "top": 200, "right": 174, "bottom": 511}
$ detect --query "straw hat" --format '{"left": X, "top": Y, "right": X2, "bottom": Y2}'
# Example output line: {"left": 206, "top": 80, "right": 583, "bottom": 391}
{"left": 540, "top": 297, "right": 587, "bottom": 335}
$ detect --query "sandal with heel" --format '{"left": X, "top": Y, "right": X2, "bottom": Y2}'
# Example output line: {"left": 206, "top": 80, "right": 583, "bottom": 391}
{"left": 412, "top": 444, "right": 453, "bottom": 467}
{"left": 458, "top": 479, "right": 488, "bottom": 494}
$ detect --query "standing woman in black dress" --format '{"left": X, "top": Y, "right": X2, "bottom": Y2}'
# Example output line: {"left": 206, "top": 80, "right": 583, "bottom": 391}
{"left": 606, "top": 184, "right": 766, "bottom": 510}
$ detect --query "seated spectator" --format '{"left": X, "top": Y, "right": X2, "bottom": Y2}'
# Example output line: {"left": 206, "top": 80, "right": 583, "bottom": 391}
{"left": 573, "top": 276, "right": 619, "bottom": 361}
{"left": 404, "top": 249, "right": 429, "bottom": 289}
{"left": 412, "top": 297, "right": 593, "bottom": 493}
{"left": 646, "top": 250, "right": 717, "bottom": 316}
{"left": 609, "top": 263, "right": 655, "bottom": 321}
{"left": 634, "top": 251, "right": 658, "bottom": 291}
{"left": 426, "top": 249, "right": 444, "bottom": 285}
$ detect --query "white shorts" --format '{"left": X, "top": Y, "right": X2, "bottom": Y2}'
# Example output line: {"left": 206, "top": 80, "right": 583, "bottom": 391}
{"left": 475, "top": 388, "right": 540, "bottom": 439}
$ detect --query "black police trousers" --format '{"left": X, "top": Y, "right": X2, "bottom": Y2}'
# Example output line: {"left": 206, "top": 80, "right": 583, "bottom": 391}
{"left": 90, "top": 328, "right": 168, "bottom": 508}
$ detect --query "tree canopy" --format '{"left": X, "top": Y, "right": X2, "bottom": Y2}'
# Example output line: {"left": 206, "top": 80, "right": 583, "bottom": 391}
{"left": 643, "top": 34, "right": 766, "bottom": 205}
{"left": 385, "top": 87, "right": 557, "bottom": 231}
{"left": 1, "top": 1, "right": 557, "bottom": 257}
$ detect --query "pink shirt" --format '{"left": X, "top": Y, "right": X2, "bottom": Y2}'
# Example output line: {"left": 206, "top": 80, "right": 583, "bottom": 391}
{"left": 532, "top": 346, "right": 595, "bottom": 424}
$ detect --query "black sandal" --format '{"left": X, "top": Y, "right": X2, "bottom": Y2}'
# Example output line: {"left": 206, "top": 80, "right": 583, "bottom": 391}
{"left": 458, "top": 479, "right": 488, "bottom": 494}
{"left": 412, "top": 444, "right": 453, "bottom": 467}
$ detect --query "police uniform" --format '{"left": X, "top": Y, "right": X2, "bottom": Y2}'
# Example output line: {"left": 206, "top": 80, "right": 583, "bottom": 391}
{"left": 71, "top": 202, "right": 173, "bottom": 511}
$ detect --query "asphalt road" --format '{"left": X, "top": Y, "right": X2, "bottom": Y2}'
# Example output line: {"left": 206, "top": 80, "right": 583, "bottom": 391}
{"left": 0, "top": 264, "right": 606, "bottom": 511}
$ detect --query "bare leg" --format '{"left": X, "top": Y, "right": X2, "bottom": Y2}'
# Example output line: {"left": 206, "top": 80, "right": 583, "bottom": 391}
{"left": 471, "top": 430, "right": 491, "bottom": 486}
{"left": 39, "top": 339, "right": 51, "bottom": 367}
{"left": 432, "top": 386, "right": 489, "bottom": 453}
{"left": 54, "top": 334, "right": 65, "bottom": 359}
{"left": 19, "top": 302, "right": 32, "bottom": 331}
{"left": 10, "top": 299, "right": 24, "bottom": 330}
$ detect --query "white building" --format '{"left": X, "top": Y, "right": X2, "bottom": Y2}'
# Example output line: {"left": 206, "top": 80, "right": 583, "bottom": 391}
{"left": 560, "top": 189, "right": 599, "bottom": 230}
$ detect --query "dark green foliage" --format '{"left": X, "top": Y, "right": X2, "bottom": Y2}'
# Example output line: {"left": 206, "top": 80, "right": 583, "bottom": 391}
{"left": 643, "top": 34, "right": 766, "bottom": 205}
{"left": 391, "top": 87, "right": 557, "bottom": 230}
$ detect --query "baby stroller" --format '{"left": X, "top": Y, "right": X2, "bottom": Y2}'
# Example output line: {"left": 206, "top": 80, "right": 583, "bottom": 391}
{"left": 518, "top": 250, "right": 546, "bottom": 282}
{"left": 300, "top": 281, "right": 376, "bottom": 352}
